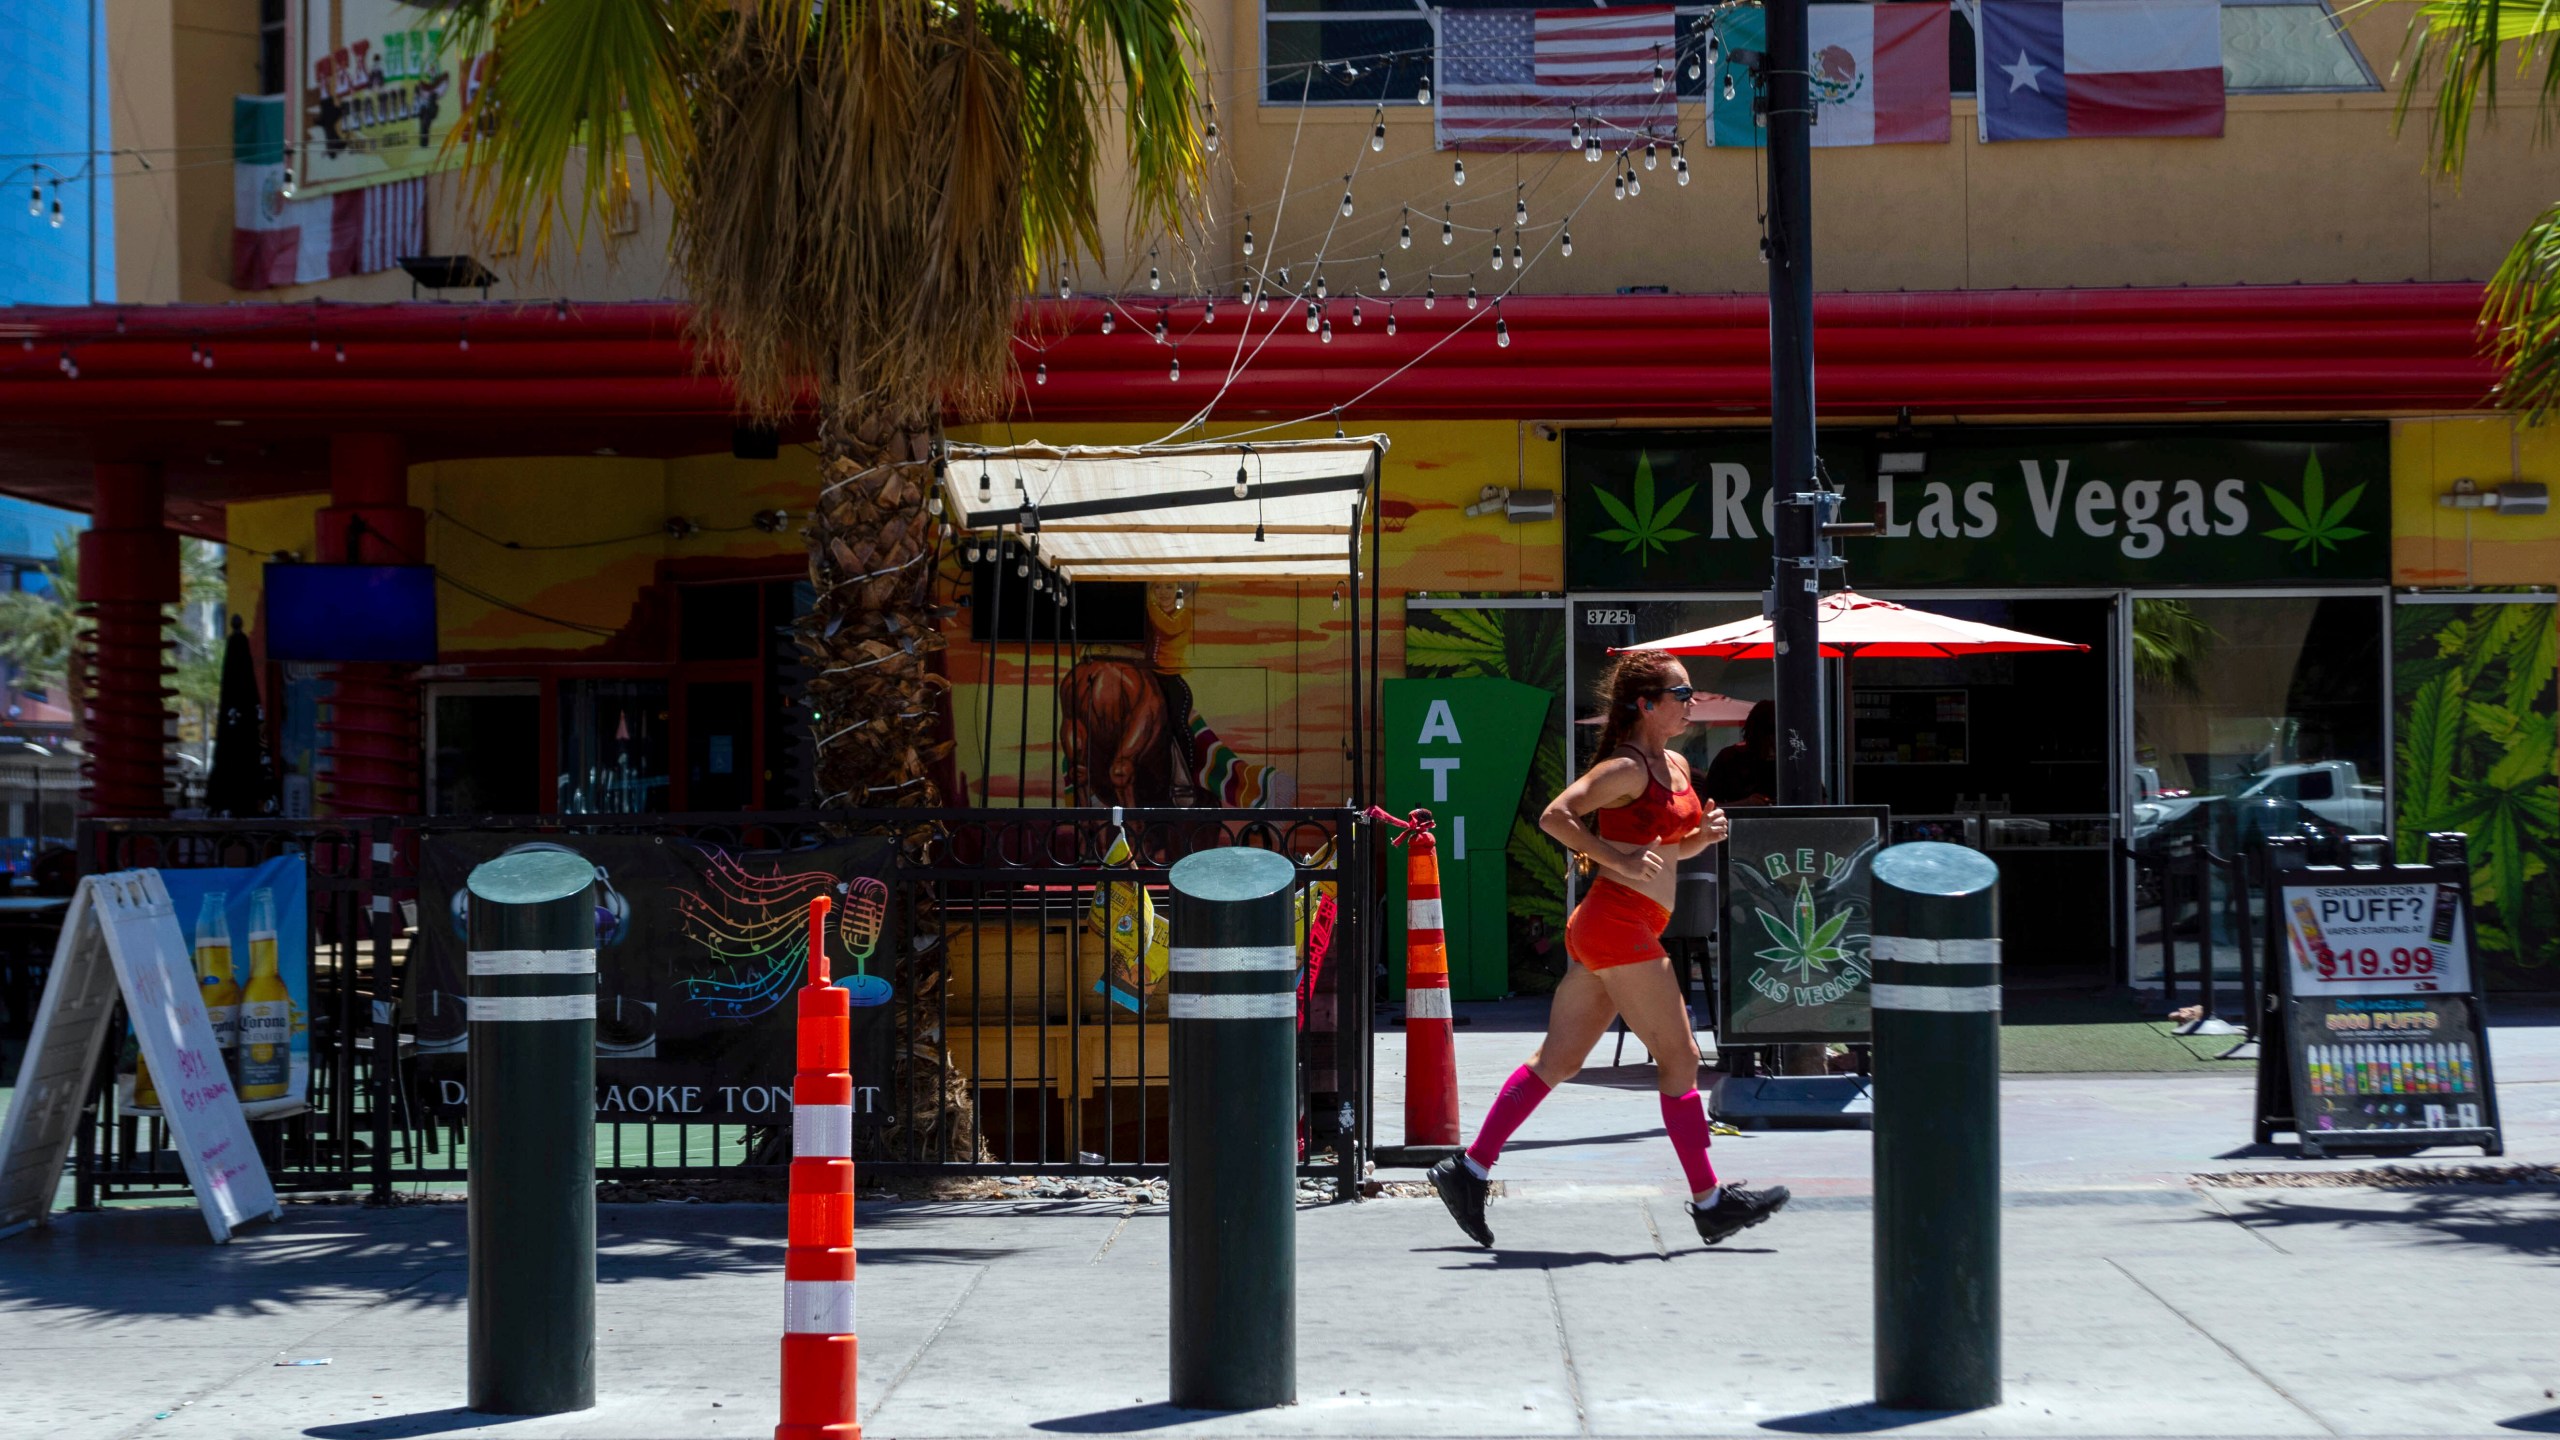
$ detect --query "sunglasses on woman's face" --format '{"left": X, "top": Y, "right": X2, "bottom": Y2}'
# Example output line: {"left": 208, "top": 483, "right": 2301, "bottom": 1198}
{"left": 1653, "top": 684, "right": 1696, "bottom": 703}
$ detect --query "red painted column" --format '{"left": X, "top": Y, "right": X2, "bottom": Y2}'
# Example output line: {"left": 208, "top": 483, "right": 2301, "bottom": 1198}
{"left": 315, "top": 433, "right": 425, "bottom": 817}
{"left": 79, "top": 462, "right": 180, "bottom": 818}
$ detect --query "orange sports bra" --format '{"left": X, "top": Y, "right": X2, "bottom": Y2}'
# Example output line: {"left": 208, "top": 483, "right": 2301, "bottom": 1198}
{"left": 1592, "top": 748, "right": 1705, "bottom": 846}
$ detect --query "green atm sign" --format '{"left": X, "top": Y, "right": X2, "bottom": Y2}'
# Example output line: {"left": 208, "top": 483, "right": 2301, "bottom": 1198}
{"left": 1384, "top": 679, "right": 1551, "bottom": 1002}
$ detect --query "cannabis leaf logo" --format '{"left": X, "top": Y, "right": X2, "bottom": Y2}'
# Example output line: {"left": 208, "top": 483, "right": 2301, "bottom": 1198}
{"left": 1589, "top": 452, "right": 1699, "bottom": 565}
{"left": 1753, "top": 879, "right": 1852, "bottom": 985}
{"left": 2260, "top": 452, "right": 2367, "bottom": 566}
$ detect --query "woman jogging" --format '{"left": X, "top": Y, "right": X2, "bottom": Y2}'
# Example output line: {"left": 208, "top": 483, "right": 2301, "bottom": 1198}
{"left": 1430, "top": 651, "right": 1791, "bottom": 1248}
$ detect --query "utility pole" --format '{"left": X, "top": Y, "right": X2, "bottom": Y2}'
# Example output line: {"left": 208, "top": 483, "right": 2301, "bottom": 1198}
{"left": 1763, "top": 0, "right": 1825, "bottom": 806}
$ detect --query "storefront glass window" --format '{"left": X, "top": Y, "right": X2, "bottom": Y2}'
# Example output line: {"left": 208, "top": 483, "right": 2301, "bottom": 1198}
{"left": 559, "top": 680, "right": 671, "bottom": 815}
{"left": 2129, "top": 594, "right": 2388, "bottom": 984}
{"left": 1569, "top": 598, "right": 1764, "bottom": 777}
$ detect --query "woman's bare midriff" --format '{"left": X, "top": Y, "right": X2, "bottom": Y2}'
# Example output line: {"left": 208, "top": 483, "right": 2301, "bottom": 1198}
{"left": 1591, "top": 815, "right": 1682, "bottom": 914}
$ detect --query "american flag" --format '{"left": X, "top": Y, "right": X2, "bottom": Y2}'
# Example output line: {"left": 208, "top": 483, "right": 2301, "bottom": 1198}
{"left": 1435, "top": 7, "right": 1680, "bottom": 152}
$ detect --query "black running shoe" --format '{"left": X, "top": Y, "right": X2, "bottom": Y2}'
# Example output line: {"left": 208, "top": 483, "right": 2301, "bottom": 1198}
{"left": 1428, "top": 1155, "right": 1495, "bottom": 1247}
{"left": 1691, "top": 1182, "right": 1791, "bottom": 1245}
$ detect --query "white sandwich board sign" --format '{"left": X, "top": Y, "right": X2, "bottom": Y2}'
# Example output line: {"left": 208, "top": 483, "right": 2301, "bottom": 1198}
{"left": 0, "top": 871, "right": 281, "bottom": 1242}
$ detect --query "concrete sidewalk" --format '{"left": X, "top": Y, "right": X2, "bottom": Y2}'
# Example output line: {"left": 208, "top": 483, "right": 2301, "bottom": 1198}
{"left": 4, "top": 1179, "right": 2559, "bottom": 1440}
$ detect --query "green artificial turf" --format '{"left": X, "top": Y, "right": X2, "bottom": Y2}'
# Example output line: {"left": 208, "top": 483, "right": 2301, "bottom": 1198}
{"left": 2000, "top": 991, "right": 2257, "bottom": 1073}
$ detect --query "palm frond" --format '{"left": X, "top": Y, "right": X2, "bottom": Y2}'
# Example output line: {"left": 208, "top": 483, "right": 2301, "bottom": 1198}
{"left": 2395, "top": 0, "right": 2560, "bottom": 175}
{"left": 2486, "top": 199, "right": 2560, "bottom": 422}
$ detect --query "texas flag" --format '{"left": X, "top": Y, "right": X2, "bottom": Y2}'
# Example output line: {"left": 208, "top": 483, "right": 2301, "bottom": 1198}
{"left": 1709, "top": 3, "right": 1950, "bottom": 148}
{"left": 1976, "top": 0, "right": 2225, "bottom": 142}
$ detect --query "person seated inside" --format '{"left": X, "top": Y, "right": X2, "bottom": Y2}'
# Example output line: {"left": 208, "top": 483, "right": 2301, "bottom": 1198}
{"left": 1703, "top": 699, "right": 1776, "bottom": 807}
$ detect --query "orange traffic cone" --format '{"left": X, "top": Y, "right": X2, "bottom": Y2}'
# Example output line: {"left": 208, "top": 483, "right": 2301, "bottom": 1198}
{"left": 778, "top": 895, "right": 860, "bottom": 1440}
{"left": 1403, "top": 824, "right": 1460, "bottom": 1146}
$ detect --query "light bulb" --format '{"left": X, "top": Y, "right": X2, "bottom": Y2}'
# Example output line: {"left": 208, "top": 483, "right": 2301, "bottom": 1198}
{"left": 1305, "top": 304, "right": 1320, "bottom": 334}
{"left": 1320, "top": 317, "right": 1333, "bottom": 344}
{"left": 1511, "top": 240, "right": 1523, "bottom": 267}
{"left": 1169, "top": 352, "right": 1181, "bottom": 381}
{"left": 1204, "top": 299, "right": 1216, "bottom": 323}
{"left": 1254, "top": 520, "right": 1266, "bottom": 543}
{"left": 1149, "top": 265, "right": 1161, "bottom": 291}
{"left": 189, "top": 344, "right": 201, "bottom": 365}
{"left": 1102, "top": 312, "right": 1115, "bottom": 334}
{"left": 1516, "top": 196, "right": 1528, "bottom": 227}
{"left": 48, "top": 198, "right": 63, "bottom": 228}
{"left": 1688, "top": 57, "right": 1701, "bottom": 80}
{"left": 1497, "top": 316, "right": 1511, "bottom": 347}
{"left": 1653, "top": 60, "right": 1666, "bottom": 93}
{"left": 309, "top": 334, "right": 320, "bottom": 352}
{"left": 1467, "top": 284, "right": 1479, "bottom": 309}
{"left": 1417, "top": 74, "right": 1431, "bottom": 105}
{"left": 1561, "top": 228, "right": 1574, "bottom": 256}
{"left": 1614, "top": 171, "right": 1626, "bottom": 200}
{"left": 1059, "top": 276, "right": 1072, "bottom": 299}
{"left": 1352, "top": 302, "right": 1363, "bottom": 327}
{"left": 1723, "top": 74, "right": 1736, "bottom": 101}
{"left": 1677, "top": 157, "right": 1691, "bottom": 185}
{"left": 966, "top": 543, "right": 981, "bottom": 564}
{"left": 1400, "top": 218, "right": 1412, "bottom": 249}
{"left": 1586, "top": 136, "right": 1602, "bottom": 163}
{"left": 1206, "top": 121, "right": 1220, "bottom": 153}
{"left": 1235, "top": 465, "right": 1249, "bottom": 498}
{"left": 1646, "top": 142, "right": 1659, "bottom": 171}
{"left": 201, "top": 347, "right": 214, "bottom": 370}
{"left": 26, "top": 186, "right": 39, "bottom": 217}
{"left": 1441, "top": 210, "right": 1453, "bottom": 246}
{"left": 1571, "top": 120, "right": 1584, "bottom": 149}
{"left": 1332, "top": 585, "right": 1344, "bottom": 610}
{"left": 1242, "top": 218, "right": 1255, "bottom": 256}
{"left": 1708, "top": 33, "right": 1720, "bottom": 61}
{"left": 980, "top": 468, "right": 992, "bottom": 495}
{"left": 1240, "top": 278, "right": 1254, "bottom": 302}
{"left": 1341, "top": 185, "right": 1355, "bottom": 218}
{"left": 1372, "top": 116, "right": 1386, "bottom": 151}
{"left": 1628, "top": 169, "right": 1641, "bottom": 198}
{"left": 1386, "top": 310, "right": 1398, "bottom": 335}
{"left": 1424, "top": 284, "right": 1436, "bottom": 309}
{"left": 1017, "top": 558, "right": 1030, "bottom": 577}
{"left": 1035, "top": 361, "right": 1048, "bottom": 385}
{"left": 1316, "top": 273, "right": 1329, "bottom": 299}
{"left": 335, "top": 342, "right": 347, "bottom": 363}
{"left": 1453, "top": 157, "right": 1466, "bottom": 186}
{"left": 1378, "top": 265, "right": 1390, "bottom": 289}
{"left": 1155, "top": 316, "right": 1168, "bottom": 344}
{"left": 1491, "top": 236, "right": 1504, "bottom": 271}
{"left": 1172, "top": 588, "right": 1186, "bottom": 612}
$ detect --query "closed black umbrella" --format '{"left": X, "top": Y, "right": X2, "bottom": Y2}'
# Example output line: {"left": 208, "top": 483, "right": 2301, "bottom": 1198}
{"left": 204, "top": 616, "right": 278, "bottom": 818}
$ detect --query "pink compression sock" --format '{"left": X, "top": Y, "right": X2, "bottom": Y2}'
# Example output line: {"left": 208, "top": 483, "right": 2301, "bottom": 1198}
{"left": 1660, "top": 1089, "right": 1720, "bottom": 1196}
{"left": 1464, "top": 1065, "right": 1554, "bottom": 1171}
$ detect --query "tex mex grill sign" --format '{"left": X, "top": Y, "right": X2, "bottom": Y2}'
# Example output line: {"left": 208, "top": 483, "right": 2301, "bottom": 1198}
{"left": 1564, "top": 423, "right": 2389, "bottom": 589}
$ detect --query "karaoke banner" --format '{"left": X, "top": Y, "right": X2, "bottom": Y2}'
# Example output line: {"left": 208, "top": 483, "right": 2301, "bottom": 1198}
{"left": 409, "top": 835, "right": 896, "bottom": 1124}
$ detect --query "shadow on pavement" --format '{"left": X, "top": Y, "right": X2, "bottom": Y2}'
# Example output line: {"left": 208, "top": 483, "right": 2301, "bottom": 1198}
{"left": 2499, "top": 1406, "right": 2560, "bottom": 1432}
{"left": 2210, "top": 1191, "right": 2560, "bottom": 1262}
{"left": 1420, "top": 1244, "right": 1775, "bottom": 1268}
{"left": 1502, "top": 1128, "right": 1664, "bottom": 1151}
{"left": 1033, "top": 1403, "right": 1232, "bottom": 1432}
{"left": 1762, "top": 1403, "right": 1988, "bottom": 1432}
{"left": 304, "top": 1408, "right": 490, "bottom": 1438}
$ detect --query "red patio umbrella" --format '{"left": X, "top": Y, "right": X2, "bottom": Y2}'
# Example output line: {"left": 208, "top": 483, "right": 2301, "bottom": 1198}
{"left": 1574, "top": 691, "right": 1758, "bottom": 727}
{"left": 1612, "top": 589, "right": 2089, "bottom": 659}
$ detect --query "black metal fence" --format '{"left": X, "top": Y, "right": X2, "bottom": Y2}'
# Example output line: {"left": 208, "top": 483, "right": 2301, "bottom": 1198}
{"left": 65, "top": 807, "right": 1377, "bottom": 1203}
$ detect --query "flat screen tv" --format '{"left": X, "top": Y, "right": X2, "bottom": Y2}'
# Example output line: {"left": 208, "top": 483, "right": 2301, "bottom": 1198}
{"left": 264, "top": 564, "right": 439, "bottom": 663}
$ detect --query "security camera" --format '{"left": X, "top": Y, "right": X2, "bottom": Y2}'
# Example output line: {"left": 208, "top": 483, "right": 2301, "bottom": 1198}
{"left": 1531, "top": 423, "right": 1560, "bottom": 442}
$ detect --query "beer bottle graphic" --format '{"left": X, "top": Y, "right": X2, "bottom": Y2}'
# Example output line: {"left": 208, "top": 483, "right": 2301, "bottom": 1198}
{"left": 237, "top": 889, "right": 291, "bottom": 1101}
{"left": 195, "top": 892, "right": 238, "bottom": 1076}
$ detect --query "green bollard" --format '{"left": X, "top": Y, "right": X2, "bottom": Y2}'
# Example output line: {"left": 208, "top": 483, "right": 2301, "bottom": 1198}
{"left": 1869, "top": 841, "right": 2001, "bottom": 1412}
{"left": 1167, "top": 845, "right": 1298, "bottom": 1410}
{"left": 465, "top": 848, "right": 599, "bottom": 1415}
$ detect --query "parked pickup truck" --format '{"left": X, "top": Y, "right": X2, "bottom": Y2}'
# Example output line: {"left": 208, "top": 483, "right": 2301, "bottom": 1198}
{"left": 2231, "top": 760, "right": 2386, "bottom": 836}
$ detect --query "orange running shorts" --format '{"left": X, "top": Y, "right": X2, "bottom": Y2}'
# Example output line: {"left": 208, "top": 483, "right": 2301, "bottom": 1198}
{"left": 1564, "top": 877, "right": 1672, "bottom": 971}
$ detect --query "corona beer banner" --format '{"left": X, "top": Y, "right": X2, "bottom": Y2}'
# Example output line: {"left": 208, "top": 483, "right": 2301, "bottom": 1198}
{"left": 410, "top": 835, "right": 895, "bottom": 1125}
{"left": 289, "top": 0, "right": 488, "bottom": 197}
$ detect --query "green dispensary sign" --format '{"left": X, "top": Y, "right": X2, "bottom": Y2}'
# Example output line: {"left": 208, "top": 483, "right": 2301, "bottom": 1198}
{"left": 1383, "top": 678, "right": 1551, "bottom": 1001}
{"left": 1565, "top": 423, "right": 2390, "bottom": 590}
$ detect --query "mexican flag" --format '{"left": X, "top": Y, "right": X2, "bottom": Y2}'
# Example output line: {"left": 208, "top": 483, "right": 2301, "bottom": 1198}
{"left": 1708, "top": 2, "right": 1951, "bottom": 148}
{"left": 231, "top": 95, "right": 423, "bottom": 290}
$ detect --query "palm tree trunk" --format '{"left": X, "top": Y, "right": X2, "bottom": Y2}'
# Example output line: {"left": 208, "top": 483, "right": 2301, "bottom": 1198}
{"left": 804, "top": 413, "right": 982, "bottom": 1162}
{"left": 804, "top": 414, "right": 951, "bottom": 808}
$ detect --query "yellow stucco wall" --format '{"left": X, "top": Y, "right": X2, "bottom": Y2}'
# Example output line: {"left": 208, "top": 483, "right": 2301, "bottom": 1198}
{"left": 2393, "top": 418, "right": 2560, "bottom": 588}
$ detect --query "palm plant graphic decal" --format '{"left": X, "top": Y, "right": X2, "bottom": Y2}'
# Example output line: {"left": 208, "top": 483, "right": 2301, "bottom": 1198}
{"left": 1755, "top": 878, "right": 1853, "bottom": 985}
